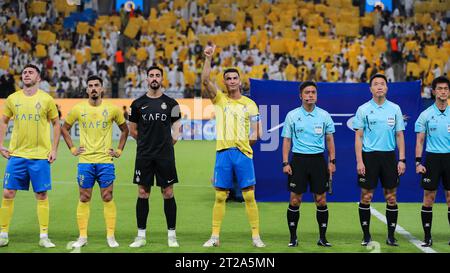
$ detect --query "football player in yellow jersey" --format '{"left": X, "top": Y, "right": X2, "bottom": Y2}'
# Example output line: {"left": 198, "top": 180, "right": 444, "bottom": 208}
{"left": 201, "top": 44, "right": 265, "bottom": 248}
{"left": 60, "top": 75, "right": 129, "bottom": 248}
{"left": 0, "top": 64, "right": 61, "bottom": 248}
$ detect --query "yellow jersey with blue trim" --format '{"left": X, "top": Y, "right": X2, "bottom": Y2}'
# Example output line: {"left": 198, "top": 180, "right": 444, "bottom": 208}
{"left": 3, "top": 89, "right": 59, "bottom": 159}
{"left": 65, "top": 101, "right": 126, "bottom": 163}
{"left": 212, "top": 90, "right": 259, "bottom": 159}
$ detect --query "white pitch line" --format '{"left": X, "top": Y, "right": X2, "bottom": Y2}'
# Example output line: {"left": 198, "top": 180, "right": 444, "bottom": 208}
{"left": 267, "top": 122, "right": 284, "bottom": 133}
{"left": 330, "top": 113, "right": 354, "bottom": 117}
{"left": 52, "top": 181, "right": 211, "bottom": 188}
{"left": 267, "top": 115, "right": 351, "bottom": 133}
{"left": 370, "top": 206, "right": 437, "bottom": 253}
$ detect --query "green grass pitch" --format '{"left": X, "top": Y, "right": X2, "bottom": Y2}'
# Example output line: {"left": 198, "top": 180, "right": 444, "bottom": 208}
{"left": 0, "top": 140, "right": 448, "bottom": 253}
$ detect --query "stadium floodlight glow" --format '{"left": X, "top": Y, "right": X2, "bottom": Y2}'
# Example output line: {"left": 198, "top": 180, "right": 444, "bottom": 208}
{"left": 124, "top": 1, "right": 136, "bottom": 12}
{"left": 374, "top": 1, "right": 385, "bottom": 10}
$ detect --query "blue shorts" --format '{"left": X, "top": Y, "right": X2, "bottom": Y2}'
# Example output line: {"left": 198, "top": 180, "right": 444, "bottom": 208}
{"left": 77, "top": 163, "right": 115, "bottom": 189}
{"left": 214, "top": 148, "right": 256, "bottom": 189}
{"left": 3, "top": 156, "right": 52, "bottom": 192}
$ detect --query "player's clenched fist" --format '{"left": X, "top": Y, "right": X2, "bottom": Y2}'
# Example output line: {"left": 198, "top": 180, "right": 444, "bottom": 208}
{"left": 204, "top": 44, "right": 216, "bottom": 58}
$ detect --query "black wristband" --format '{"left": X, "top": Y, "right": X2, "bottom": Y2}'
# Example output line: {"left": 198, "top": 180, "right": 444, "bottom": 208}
{"left": 398, "top": 159, "right": 406, "bottom": 163}
{"left": 282, "top": 162, "right": 289, "bottom": 167}
{"left": 415, "top": 157, "right": 422, "bottom": 163}
{"left": 329, "top": 159, "right": 336, "bottom": 164}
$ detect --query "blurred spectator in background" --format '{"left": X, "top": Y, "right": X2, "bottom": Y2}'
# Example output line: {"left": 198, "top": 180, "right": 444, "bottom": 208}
{"left": 111, "top": 71, "right": 120, "bottom": 98}
{"left": 0, "top": 71, "right": 15, "bottom": 98}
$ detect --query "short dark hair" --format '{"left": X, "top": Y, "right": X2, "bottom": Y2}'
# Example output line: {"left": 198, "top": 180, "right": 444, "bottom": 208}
{"left": 299, "top": 81, "right": 317, "bottom": 93}
{"left": 86, "top": 75, "right": 103, "bottom": 86}
{"left": 431, "top": 76, "right": 449, "bottom": 90}
{"left": 223, "top": 68, "right": 240, "bottom": 79}
{"left": 369, "top": 73, "right": 387, "bottom": 86}
{"left": 22, "top": 64, "right": 40, "bottom": 75}
{"left": 147, "top": 66, "right": 163, "bottom": 76}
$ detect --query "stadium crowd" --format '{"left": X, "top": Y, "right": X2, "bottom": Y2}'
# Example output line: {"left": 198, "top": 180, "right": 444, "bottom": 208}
{"left": 0, "top": 0, "right": 448, "bottom": 99}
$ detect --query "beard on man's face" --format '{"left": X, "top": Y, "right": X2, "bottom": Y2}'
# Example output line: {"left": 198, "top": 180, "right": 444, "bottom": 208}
{"left": 23, "top": 79, "right": 36, "bottom": 87}
{"left": 90, "top": 90, "right": 99, "bottom": 100}
{"left": 150, "top": 80, "right": 160, "bottom": 90}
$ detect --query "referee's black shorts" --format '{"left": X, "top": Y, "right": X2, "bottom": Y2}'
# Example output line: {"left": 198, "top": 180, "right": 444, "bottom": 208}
{"left": 133, "top": 157, "right": 178, "bottom": 188}
{"left": 421, "top": 152, "right": 450, "bottom": 191}
{"left": 358, "top": 151, "right": 399, "bottom": 190}
{"left": 287, "top": 153, "right": 329, "bottom": 194}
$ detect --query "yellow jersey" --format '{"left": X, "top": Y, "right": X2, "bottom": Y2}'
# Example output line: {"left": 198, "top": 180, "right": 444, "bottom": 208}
{"left": 212, "top": 90, "right": 259, "bottom": 158}
{"left": 65, "top": 101, "right": 126, "bottom": 163}
{"left": 3, "top": 89, "right": 59, "bottom": 159}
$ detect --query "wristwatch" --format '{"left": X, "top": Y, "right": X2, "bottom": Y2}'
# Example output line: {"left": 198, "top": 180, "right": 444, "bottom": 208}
{"left": 282, "top": 162, "right": 289, "bottom": 167}
{"left": 329, "top": 159, "right": 336, "bottom": 164}
{"left": 399, "top": 159, "right": 406, "bottom": 163}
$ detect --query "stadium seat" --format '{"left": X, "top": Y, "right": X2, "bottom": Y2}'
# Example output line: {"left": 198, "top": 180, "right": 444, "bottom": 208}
{"left": 124, "top": 18, "right": 142, "bottom": 39}
{"left": 0, "top": 54, "right": 9, "bottom": 70}
{"left": 336, "top": 23, "right": 359, "bottom": 37}
{"left": 406, "top": 62, "right": 421, "bottom": 78}
{"left": 37, "top": 31, "right": 56, "bottom": 45}
{"left": 109, "top": 16, "right": 121, "bottom": 29}
{"left": 284, "top": 64, "right": 296, "bottom": 81}
{"left": 54, "top": 0, "right": 77, "bottom": 16}
{"left": 270, "top": 38, "right": 286, "bottom": 54}
{"left": 6, "top": 34, "right": 19, "bottom": 45}
{"left": 405, "top": 40, "right": 419, "bottom": 52}
{"left": 173, "top": 0, "right": 185, "bottom": 9}
{"left": 419, "top": 57, "right": 431, "bottom": 72}
{"left": 30, "top": 1, "right": 46, "bottom": 15}
{"left": 360, "top": 14, "right": 374, "bottom": 28}
{"left": 90, "top": 39, "right": 103, "bottom": 54}
{"left": 204, "top": 13, "right": 217, "bottom": 26}
{"left": 424, "top": 45, "right": 438, "bottom": 58}
{"left": 76, "top": 22, "right": 90, "bottom": 35}
{"left": 35, "top": 44, "right": 47, "bottom": 58}
{"left": 136, "top": 47, "right": 148, "bottom": 62}
{"left": 17, "top": 41, "right": 31, "bottom": 52}
{"left": 75, "top": 50, "right": 85, "bottom": 65}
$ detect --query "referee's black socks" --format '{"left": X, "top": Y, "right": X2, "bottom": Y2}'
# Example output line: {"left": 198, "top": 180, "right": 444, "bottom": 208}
{"left": 164, "top": 197, "right": 177, "bottom": 230}
{"left": 287, "top": 205, "right": 299, "bottom": 241}
{"left": 358, "top": 203, "right": 371, "bottom": 239}
{"left": 316, "top": 205, "right": 329, "bottom": 239}
{"left": 136, "top": 197, "right": 149, "bottom": 230}
{"left": 386, "top": 204, "right": 398, "bottom": 239}
{"left": 421, "top": 206, "right": 432, "bottom": 240}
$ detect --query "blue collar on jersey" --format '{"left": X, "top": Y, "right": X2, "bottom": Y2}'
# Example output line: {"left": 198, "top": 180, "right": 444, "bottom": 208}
{"left": 370, "top": 98, "right": 388, "bottom": 109}
{"left": 432, "top": 103, "right": 449, "bottom": 116}
{"left": 300, "top": 105, "right": 317, "bottom": 117}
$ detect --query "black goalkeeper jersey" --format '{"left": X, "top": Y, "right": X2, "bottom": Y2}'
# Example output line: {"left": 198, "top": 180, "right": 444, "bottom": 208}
{"left": 129, "top": 93, "right": 181, "bottom": 159}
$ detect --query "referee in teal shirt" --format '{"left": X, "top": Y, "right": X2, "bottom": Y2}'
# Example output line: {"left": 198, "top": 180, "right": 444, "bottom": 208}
{"left": 282, "top": 81, "right": 336, "bottom": 248}
{"left": 353, "top": 74, "right": 406, "bottom": 247}
{"left": 415, "top": 76, "right": 450, "bottom": 247}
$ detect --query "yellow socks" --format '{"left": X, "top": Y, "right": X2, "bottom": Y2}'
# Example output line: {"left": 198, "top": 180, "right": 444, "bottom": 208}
{"left": 212, "top": 190, "right": 227, "bottom": 237}
{"left": 0, "top": 198, "right": 14, "bottom": 233}
{"left": 77, "top": 201, "right": 90, "bottom": 238}
{"left": 103, "top": 200, "right": 116, "bottom": 238}
{"left": 242, "top": 190, "right": 260, "bottom": 237}
{"left": 37, "top": 199, "right": 49, "bottom": 235}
